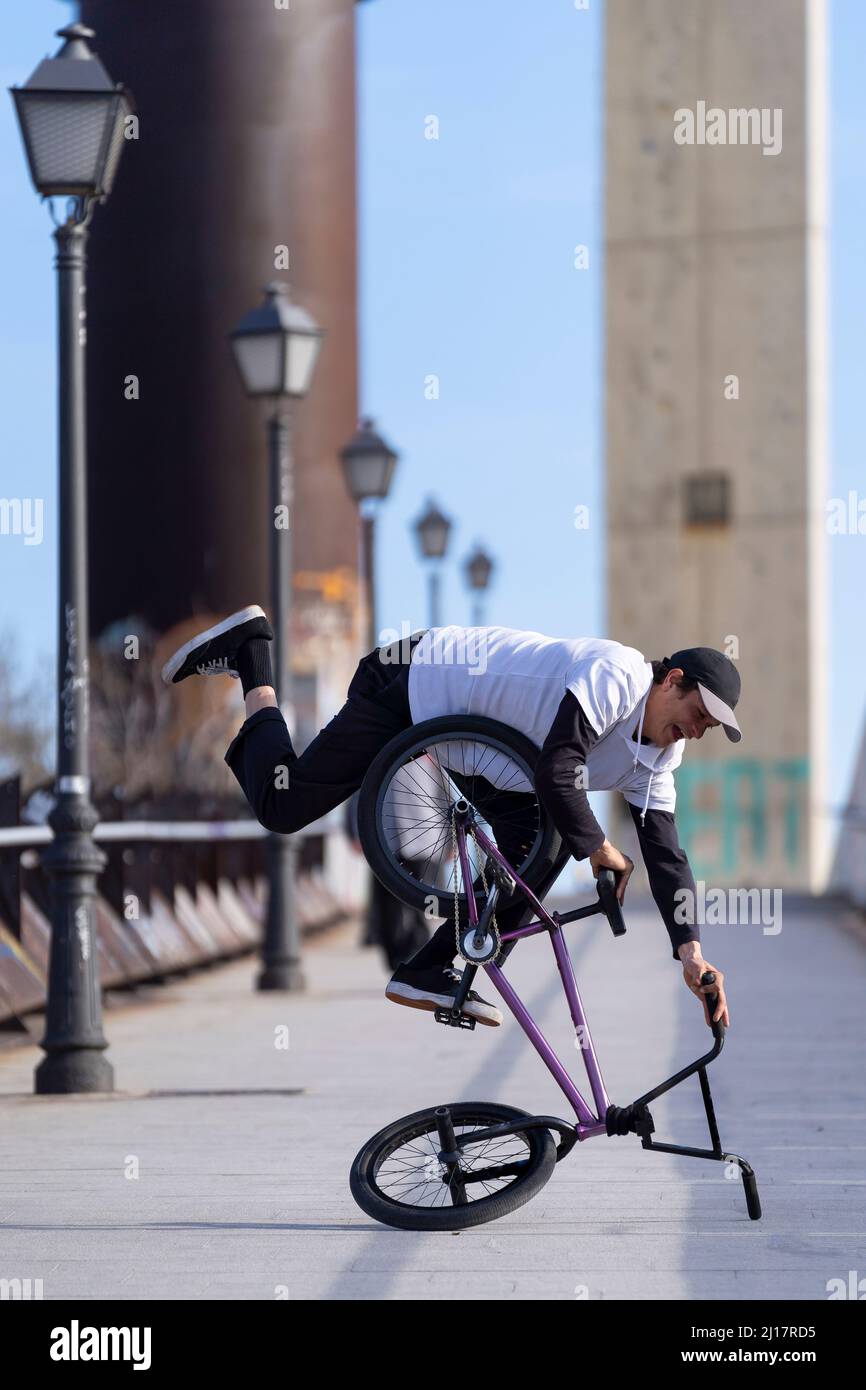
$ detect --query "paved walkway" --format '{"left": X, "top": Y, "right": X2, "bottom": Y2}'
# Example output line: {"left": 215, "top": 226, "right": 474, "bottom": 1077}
{"left": 1, "top": 895, "right": 864, "bottom": 1300}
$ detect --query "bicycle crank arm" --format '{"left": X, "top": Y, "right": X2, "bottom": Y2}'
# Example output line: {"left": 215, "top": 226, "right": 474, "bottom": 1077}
{"left": 460, "top": 883, "right": 502, "bottom": 962}
{"left": 434, "top": 958, "right": 483, "bottom": 1026}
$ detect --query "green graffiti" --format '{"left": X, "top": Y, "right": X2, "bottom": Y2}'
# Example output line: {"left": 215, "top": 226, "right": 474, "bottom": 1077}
{"left": 775, "top": 760, "right": 809, "bottom": 865}
{"left": 675, "top": 758, "right": 808, "bottom": 878}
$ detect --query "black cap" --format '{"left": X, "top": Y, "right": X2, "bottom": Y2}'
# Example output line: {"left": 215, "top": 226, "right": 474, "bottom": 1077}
{"left": 662, "top": 648, "right": 742, "bottom": 743}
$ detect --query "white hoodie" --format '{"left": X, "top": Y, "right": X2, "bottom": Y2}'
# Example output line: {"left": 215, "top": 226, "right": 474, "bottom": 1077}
{"left": 407, "top": 625, "right": 685, "bottom": 819}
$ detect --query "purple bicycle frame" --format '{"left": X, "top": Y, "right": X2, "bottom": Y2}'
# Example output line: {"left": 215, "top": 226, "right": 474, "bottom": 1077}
{"left": 455, "top": 818, "right": 610, "bottom": 1139}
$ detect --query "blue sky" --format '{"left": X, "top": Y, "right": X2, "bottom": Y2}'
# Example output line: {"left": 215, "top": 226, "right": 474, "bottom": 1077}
{"left": 1, "top": 0, "right": 863, "bottom": 847}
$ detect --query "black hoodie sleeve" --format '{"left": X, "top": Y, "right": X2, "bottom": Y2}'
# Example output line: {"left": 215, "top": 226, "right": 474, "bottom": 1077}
{"left": 536, "top": 691, "right": 700, "bottom": 964}
{"left": 625, "top": 801, "right": 701, "bottom": 961}
{"left": 535, "top": 690, "right": 606, "bottom": 861}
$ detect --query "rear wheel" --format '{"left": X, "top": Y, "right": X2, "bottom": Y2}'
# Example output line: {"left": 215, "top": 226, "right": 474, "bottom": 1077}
{"left": 349, "top": 1101, "right": 557, "bottom": 1230}
{"left": 356, "top": 715, "right": 560, "bottom": 923}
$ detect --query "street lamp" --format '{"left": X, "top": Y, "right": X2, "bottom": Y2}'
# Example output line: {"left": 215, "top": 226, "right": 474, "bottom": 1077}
{"left": 413, "top": 497, "right": 452, "bottom": 628}
{"left": 9, "top": 22, "right": 134, "bottom": 1094}
{"left": 229, "top": 282, "right": 323, "bottom": 992}
{"left": 339, "top": 417, "right": 401, "bottom": 955}
{"left": 463, "top": 542, "right": 495, "bottom": 626}
{"left": 339, "top": 416, "right": 399, "bottom": 648}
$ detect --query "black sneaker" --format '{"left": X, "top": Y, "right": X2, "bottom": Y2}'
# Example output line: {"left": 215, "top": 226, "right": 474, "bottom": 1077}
{"left": 160, "top": 605, "right": 274, "bottom": 685}
{"left": 385, "top": 964, "right": 503, "bottom": 1027}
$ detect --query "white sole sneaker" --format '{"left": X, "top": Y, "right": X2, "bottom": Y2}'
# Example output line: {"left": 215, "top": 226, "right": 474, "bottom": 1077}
{"left": 160, "top": 605, "right": 268, "bottom": 685}
{"left": 385, "top": 980, "right": 502, "bottom": 1027}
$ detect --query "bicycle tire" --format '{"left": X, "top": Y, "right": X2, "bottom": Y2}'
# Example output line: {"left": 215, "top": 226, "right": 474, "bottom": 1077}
{"left": 349, "top": 1101, "right": 557, "bottom": 1231}
{"left": 356, "top": 714, "right": 561, "bottom": 920}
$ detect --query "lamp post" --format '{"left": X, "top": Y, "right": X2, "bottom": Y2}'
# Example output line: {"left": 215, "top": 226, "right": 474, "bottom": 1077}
{"left": 413, "top": 498, "right": 452, "bottom": 628}
{"left": 10, "top": 23, "right": 133, "bottom": 1093}
{"left": 339, "top": 417, "right": 399, "bottom": 649}
{"left": 339, "top": 418, "right": 401, "bottom": 955}
{"left": 229, "top": 282, "right": 323, "bottom": 992}
{"left": 463, "top": 542, "right": 494, "bottom": 626}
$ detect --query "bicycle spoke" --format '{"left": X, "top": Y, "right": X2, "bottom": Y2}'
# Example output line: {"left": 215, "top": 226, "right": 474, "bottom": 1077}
{"left": 374, "top": 726, "right": 546, "bottom": 914}
{"left": 372, "top": 1117, "right": 533, "bottom": 1210}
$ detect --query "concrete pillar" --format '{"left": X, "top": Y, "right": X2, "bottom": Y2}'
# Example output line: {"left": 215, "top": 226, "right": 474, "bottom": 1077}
{"left": 605, "top": 0, "right": 828, "bottom": 889}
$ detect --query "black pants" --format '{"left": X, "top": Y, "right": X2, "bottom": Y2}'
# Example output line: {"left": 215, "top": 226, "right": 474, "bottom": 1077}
{"left": 224, "top": 631, "right": 570, "bottom": 971}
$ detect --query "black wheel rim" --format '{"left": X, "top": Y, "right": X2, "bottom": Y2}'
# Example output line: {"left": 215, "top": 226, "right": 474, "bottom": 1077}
{"left": 374, "top": 729, "right": 544, "bottom": 913}
{"left": 371, "top": 1112, "right": 536, "bottom": 1211}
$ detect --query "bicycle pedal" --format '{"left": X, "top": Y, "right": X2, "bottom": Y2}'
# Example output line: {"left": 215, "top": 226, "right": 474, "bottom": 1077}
{"left": 434, "top": 1007, "right": 476, "bottom": 1030}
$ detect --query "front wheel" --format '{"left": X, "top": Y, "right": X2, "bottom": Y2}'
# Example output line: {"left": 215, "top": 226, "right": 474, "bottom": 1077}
{"left": 349, "top": 1101, "right": 557, "bottom": 1231}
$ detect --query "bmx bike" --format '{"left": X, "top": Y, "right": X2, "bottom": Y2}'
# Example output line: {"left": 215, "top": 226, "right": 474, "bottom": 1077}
{"left": 349, "top": 713, "right": 761, "bottom": 1231}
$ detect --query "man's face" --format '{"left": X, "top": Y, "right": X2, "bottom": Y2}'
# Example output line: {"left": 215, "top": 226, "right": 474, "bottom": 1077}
{"left": 645, "top": 669, "right": 721, "bottom": 747}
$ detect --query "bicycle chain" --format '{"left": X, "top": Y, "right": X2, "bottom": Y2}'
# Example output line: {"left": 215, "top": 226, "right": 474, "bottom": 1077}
{"left": 451, "top": 808, "right": 500, "bottom": 964}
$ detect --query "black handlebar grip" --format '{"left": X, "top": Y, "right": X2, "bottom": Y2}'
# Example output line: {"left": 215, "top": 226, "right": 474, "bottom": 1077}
{"left": 597, "top": 868, "right": 627, "bottom": 937}
{"left": 700, "top": 969, "right": 724, "bottom": 1031}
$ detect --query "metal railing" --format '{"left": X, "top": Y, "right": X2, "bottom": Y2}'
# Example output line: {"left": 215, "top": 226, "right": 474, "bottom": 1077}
{"left": 0, "top": 810, "right": 355, "bottom": 1025}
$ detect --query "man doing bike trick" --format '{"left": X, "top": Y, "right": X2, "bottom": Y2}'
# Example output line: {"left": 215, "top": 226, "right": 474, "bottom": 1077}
{"left": 163, "top": 610, "right": 741, "bottom": 1032}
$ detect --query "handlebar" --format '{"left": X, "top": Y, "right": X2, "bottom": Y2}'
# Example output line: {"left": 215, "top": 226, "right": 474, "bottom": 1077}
{"left": 700, "top": 969, "right": 725, "bottom": 1035}
{"left": 596, "top": 868, "right": 627, "bottom": 937}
